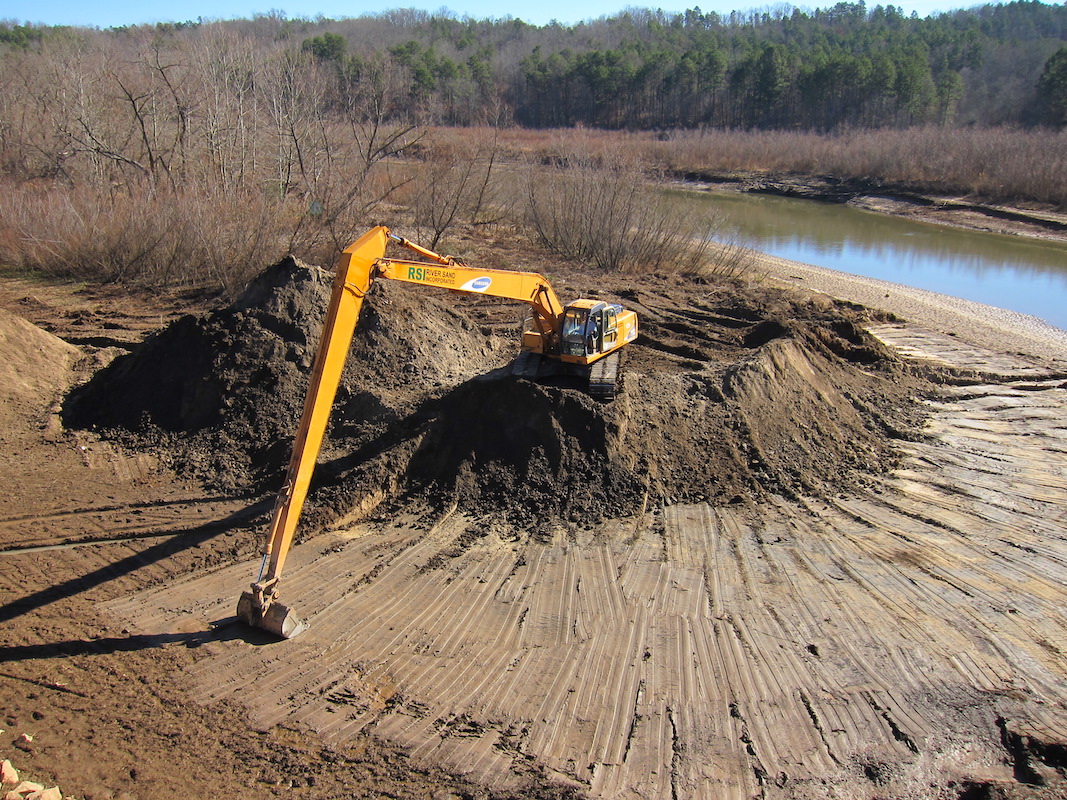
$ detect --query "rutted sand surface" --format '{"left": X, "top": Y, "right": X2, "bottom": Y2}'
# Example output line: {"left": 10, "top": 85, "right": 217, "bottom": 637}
{"left": 3, "top": 244, "right": 1066, "bottom": 799}
{"left": 103, "top": 261, "right": 1067, "bottom": 799}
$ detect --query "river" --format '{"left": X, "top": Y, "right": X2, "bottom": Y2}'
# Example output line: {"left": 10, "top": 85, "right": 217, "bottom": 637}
{"left": 679, "top": 190, "right": 1067, "bottom": 332}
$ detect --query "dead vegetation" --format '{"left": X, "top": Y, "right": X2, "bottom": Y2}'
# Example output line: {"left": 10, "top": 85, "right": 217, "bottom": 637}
{"left": 524, "top": 144, "right": 731, "bottom": 275}
{"left": 456, "top": 126, "right": 1067, "bottom": 209}
{"left": 7, "top": 121, "right": 1058, "bottom": 300}
{"left": 653, "top": 126, "right": 1067, "bottom": 208}
{"left": 0, "top": 130, "right": 753, "bottom": 293}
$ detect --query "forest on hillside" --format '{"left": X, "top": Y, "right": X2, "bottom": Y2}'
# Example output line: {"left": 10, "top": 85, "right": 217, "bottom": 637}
{"left": 2, "top": 1, "right": 1067, "bottom": 136}
{"left": 0, "top": 3, "right": 1065, "bottom": 289}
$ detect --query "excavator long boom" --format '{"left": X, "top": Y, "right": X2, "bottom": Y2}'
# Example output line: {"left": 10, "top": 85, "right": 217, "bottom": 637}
{"left": 377, "top": 233, "right": 565, "bottom": 354}
{"left": 237, "top": 226, "right": 572, "bottom": 638}
{"left": 236, "top": 226, "right": 388, "bottom": 638}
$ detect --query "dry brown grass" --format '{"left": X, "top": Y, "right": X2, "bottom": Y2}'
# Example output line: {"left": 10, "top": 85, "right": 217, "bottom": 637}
{"left": 652, "top": 127, "right": 1067, "bottom": 207}
{"left": 7, "top": 122, "right": 1055, "bottom": 295}
{"left": 0, "top": 182, "right": 337, "bottom": 293}
{"left": 448, "top": 125, "right": 1067, "bottom": 208}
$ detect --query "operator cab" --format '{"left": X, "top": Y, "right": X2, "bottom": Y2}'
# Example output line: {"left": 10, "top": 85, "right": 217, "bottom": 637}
{"left": 561, "top": 300, "right": 622, "bottom": 359}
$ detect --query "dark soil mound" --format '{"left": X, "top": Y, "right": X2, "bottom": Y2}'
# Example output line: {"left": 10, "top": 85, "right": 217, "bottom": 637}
{"left": 63, "top": 256, "right": 928, "bottom": 533}
{"left": 62, "top": 257, "right": 498, "bottom": 489}
{"left": 312, "top": 376, "right": 646, "bottom": 530}
{"left": 63, "top": 258, "right": 327, "bottom": 486}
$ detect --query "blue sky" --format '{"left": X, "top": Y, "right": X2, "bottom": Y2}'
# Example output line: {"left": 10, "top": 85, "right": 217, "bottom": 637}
{"left": 5, "top": 0, "right": 974, "bottom": 29}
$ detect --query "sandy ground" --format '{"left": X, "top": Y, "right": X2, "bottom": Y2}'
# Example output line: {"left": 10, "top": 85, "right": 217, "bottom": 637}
{"left": 2, "top": 238, "right": 1067, "bottom": 800}
{"left": 105, "top": 302, "right": 1067, "bottom": 799}
{"left": 751, "top": 252, "right": 1067, "bottom": 367}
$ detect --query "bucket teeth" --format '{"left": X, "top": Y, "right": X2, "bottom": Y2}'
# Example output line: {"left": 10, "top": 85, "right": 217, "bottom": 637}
{"left": 262, "top": 602, "right": 309, "bottom": 639}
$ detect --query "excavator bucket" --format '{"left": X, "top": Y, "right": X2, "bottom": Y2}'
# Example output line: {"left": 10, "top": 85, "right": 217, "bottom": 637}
{"left": 236, "top": 591, "right": 308, "bottom": 639}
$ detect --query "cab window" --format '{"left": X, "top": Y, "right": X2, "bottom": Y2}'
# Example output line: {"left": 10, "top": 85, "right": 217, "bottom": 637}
{"left": 562, "top": 307, "right": 589, "bottom": 356}
{"left": 604, "top": 307, "right": 618, "bottom": 344}
{"left": 587, "top": 310, "right": 603, "bottom": 354}
{"left": 563, "top": 308, "right": 587, "bottom": 338}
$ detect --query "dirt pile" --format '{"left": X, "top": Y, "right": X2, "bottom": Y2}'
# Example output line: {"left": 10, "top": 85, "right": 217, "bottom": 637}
{"left": 63, "top": 257, "right": 331, "bottom": 487}
{"left": 0, "top": 308, "right": 79, "bottom": 435}
{"left": 63, "top": 257, "right": 927, "bottom": 531}
{"left": 314, "top": 375, "right": 647, "bottom": 530}
{"left": 62, "top": 257, "right": 500, "bottom": 490}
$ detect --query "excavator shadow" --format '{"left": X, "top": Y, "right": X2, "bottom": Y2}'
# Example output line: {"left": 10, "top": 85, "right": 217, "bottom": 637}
{"left": 0, "top": 499, "right": 270, "bottom": 627}
{"left": 0, "top": 617, "right": 278, "bottom": 664}
{"left": 317, "top": 366, "right": 582, "bottom": 480}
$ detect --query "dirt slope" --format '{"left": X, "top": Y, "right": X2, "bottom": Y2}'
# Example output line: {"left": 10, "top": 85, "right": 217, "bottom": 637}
{"left": 63, "top": 256, "right": 926, "bottom": 536}
{"left": 0, "top": 307, "right": 78, "bottom": 434}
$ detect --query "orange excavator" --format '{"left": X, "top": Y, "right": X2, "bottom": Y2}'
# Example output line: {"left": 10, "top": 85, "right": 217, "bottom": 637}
{"left": 236, "top": 226, "right": 638, "bottom": 637}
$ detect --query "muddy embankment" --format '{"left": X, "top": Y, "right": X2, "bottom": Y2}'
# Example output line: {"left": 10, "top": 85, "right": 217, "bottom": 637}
{"left": 62, "top": 254, "right": 932, "bottom": 539}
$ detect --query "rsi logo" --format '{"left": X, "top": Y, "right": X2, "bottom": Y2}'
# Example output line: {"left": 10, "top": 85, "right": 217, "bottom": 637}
{"left": 461, "top": 276, "right": 493, "bottom": 292}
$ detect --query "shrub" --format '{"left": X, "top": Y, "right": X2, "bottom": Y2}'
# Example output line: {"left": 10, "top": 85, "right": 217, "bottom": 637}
{"left": 0, "top": 182, "right": 296, "bottom": 293}
{"left": 522, "top": 144, "right": 742, "bottom": 276}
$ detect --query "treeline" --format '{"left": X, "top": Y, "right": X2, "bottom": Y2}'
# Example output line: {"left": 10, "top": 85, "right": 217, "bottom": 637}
{"left": 0, "top": 4, "right": 1064, "bottom": 291}
{"left": 516, "top": 2, "right": 1067, "bottom": 129}
{"left": 2, "top": 2, "right": 1066, "bottom": 134}
{"left": 303, "top": 2, "right": 1064, "bottom": 129}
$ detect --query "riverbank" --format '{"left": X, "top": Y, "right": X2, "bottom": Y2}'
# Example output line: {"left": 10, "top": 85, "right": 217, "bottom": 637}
{"left": 676, "top": 172, "right": 1067, "bottom": 244}
{"left": 751, "top": 250, "right": 1067, "bottom": 367}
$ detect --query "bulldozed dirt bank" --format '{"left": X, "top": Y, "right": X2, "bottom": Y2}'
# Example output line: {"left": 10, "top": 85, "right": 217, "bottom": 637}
{"left": 1, "top": 235, "right": 1066, "bottom": 800}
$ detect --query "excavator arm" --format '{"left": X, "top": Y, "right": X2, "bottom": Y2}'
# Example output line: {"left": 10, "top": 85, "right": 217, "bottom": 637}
{"left": 237, "top": 226, "right": 631, "bottom": 638}
{"left": 236, "top": 226, "right": 388, "bottom": 638}
{"left": 237, "top": 226, "right": 572, "bottom": 637}
{"left": 378, "top": 233, "right": 565, "bottom": 354}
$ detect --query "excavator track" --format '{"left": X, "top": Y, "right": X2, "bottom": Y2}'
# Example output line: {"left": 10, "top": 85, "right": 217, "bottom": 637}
{"left": 513, "top": 350, "right": 621, "bottom": 401}
{"left": 588, "top": 351, "right": 620, "bottom": 401}
{"left": 511, "top": 350, "right": 543, "bottom": 380}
